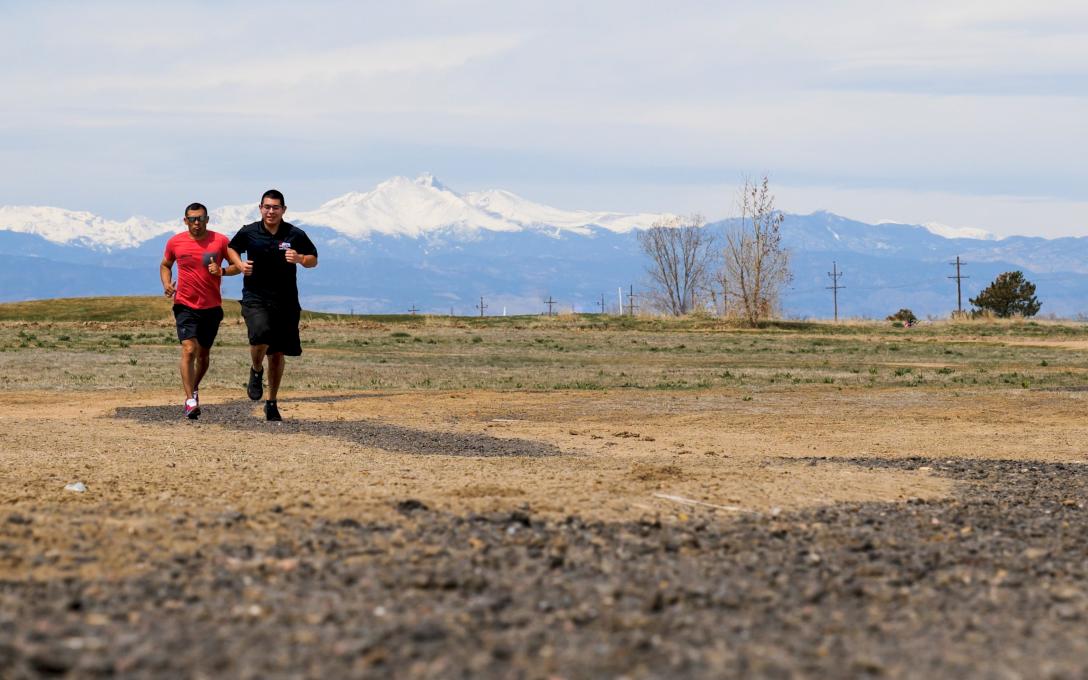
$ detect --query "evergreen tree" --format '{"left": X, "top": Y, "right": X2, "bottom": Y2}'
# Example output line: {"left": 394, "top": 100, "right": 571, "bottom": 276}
{"left": 969, "top": 271, "right": 1041, "bottom": 318}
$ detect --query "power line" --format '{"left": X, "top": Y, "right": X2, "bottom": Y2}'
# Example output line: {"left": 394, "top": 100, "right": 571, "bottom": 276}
{"left": 949, "top": 256, "right": 969, "bottom": 314}
{"left": 826, "top": 261, "right": 844, "bottom": 322}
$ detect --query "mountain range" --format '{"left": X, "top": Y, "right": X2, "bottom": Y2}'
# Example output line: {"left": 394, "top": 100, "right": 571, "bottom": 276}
{"left": 1, "top": 174, "right": 1086, "bottom": 319}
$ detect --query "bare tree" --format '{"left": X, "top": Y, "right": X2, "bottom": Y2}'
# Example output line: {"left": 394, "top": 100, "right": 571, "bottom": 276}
{"left": 722, "top": 175, "right": 791, "bottom": 326}
{"left": 637, "top": 214, "right": 715, "bottom": 316}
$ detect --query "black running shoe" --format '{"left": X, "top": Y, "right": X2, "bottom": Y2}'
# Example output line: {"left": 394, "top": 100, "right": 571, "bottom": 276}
{"left": 247, "top": 367, "right": 264, "bottom": 401}
{"left": 264, "top": 400, "right": 282, "bottom": 422}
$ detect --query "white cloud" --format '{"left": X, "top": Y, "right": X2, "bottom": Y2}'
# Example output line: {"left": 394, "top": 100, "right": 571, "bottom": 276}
{"left": 80, "top": 34, "right": 524, "bottom": 93}
{"left": 0, "top": 1, "right": 1084, "bottom": 236}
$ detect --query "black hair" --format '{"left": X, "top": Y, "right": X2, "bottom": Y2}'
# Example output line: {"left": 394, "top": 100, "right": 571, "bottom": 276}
{"left": 185, "top": 202, "right": 208, "bottom": 215}
{"left": 260, "top": 189, "right": 286, "bottom": 207}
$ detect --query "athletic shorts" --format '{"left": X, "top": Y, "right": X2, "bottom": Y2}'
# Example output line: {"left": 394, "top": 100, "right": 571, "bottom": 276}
{"left": 240, "top": 300, "right": 303, "bottom": 356}
{"left": 173, "top": 304, "right": 224, "bottom": 348}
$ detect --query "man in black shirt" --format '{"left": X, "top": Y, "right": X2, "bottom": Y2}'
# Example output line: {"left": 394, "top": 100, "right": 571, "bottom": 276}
{"left": 227, "top": 189, "right": 318, "bottom": 421}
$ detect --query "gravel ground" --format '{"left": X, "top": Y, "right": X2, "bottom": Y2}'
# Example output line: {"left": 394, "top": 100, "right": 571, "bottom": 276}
{"left": 3, "top": 456, "right": 1087, "bottom": 679}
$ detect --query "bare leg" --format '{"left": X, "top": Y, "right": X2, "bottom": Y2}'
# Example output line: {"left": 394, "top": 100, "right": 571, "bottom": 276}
{"left": 180, "top": 339, "right": 200, "bottom": 400}
{"left": 193, "top": 345, "right": 211, "bottom": 392}
{"left": 250, "top": 344, "right": 268, "bottom": 372}
{"left": 267, "top": 352, "right": 285, "bottom": 401}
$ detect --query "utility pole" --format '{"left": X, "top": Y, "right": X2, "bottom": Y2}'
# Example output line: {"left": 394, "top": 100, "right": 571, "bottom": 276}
{"left": 626, "top": 285, "right": 639, "bottom": 316}
{"left": 826, "top": 261, "right": 844, "bottom": 322}
{"left": 475, "top": 296, "right": 487, "bottom": 317}
{"left": 544, "top": 296, "right": 556, "bottom": 317}
{"left": 948, "top": 256, "right": 968, "bottom": 315}
{"left": 598, "top": 294, "right": 606, "bottom": 314}
{"left": 408, "top": 304, "right": 419, "bottom": 315}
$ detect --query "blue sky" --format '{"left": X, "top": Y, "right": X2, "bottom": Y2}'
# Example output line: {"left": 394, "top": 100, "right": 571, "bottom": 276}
{"left": 2, "top": 0, "right": 1086, "bottom": 237}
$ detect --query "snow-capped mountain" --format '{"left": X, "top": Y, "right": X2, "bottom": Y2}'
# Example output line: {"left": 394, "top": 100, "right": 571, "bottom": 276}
{"left": 0, "top": 174, "right": 673, "bottom": 248}
{"left": 0, "top": 205, "right": 172, "bottom": 249}
{"left": 2, "top": 175, "right": 1088, "bottom": 318}
{"left": 293, "top": 173, "right": 673, "bottom": 238}
{"left": 463, "top": 188, "right": 669, "bottom": 235}
{"left": 920, "top": 222, "right": 995, "bottom": 241}
{"left": 891, "top": 220, "right": 995, "bottom": 241}
{"left": 294, "top": 174, "right": 518, "bottom": 238}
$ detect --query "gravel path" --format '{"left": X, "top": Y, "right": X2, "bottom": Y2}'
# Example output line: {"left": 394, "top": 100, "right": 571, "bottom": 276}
{"left": 3, "top": 458, "right": 1087, "bottom": 678}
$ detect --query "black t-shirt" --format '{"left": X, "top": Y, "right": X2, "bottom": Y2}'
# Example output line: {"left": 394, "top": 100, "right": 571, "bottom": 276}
{"left": 228, "top": 221, "right": 318, "bottom": 307}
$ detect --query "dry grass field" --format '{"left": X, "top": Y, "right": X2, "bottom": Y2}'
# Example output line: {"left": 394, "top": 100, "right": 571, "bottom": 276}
{"left": 2, "top": 297, "right": 1088, "bottom": 677}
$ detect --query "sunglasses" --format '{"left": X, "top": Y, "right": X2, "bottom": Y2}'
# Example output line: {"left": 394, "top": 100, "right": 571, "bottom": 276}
{"left": 185, "top": 216, "right": 209, "bottom": 224}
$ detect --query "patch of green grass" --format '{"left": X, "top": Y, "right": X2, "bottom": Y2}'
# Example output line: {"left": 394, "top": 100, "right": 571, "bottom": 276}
{"left": 4, "top": 298, "right": 1088, "bottom": 392}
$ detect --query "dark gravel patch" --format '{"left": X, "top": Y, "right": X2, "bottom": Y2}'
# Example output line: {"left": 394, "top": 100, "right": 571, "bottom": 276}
{"left": 3, "top": 458, "right": 1088, "bottom": 678}
{"left": 113, "top": 398, "right": 564, "bottom": 458}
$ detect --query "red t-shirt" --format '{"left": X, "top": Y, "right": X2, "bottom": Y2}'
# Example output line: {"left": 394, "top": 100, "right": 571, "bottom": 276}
{"left": 164, "top": 231, "right": 230, "bottom": 309}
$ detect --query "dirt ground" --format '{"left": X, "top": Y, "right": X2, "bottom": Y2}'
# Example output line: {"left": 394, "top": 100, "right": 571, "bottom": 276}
{"left": 3, "top": 384, "right": 1087, "bottom": 583}
{"left": 4, "top": 383, "right": 1088, "bottom": 677}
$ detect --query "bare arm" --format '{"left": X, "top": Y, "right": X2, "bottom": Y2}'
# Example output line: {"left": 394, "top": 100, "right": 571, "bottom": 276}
{"left": 285, "top": 250, "right": 318, "bottom": 268}
{"left": 221, "top": 248, "right": 246, "bottom": 277}
{"left": 228, "top": 247, "right": 253, "bottom": 276}
{"left": 159, "top": 256, "right": 176, "bottom": 297}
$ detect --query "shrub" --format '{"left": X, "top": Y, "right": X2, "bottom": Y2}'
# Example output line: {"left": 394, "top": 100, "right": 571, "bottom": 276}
{"left": 886, "top": 308, "right": 917, "bottom": 326}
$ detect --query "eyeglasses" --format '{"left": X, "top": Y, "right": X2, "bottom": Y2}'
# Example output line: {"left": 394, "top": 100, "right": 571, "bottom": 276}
{"left": 260, "top": 204, "right": 284, "bottom": 212}
{"left": 185, "top": 216, "right": 209, "bottom": 224}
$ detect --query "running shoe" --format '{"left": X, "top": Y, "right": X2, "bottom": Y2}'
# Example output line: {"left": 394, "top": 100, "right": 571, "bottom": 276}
{"left": 192, "top": 388, "right": 199, "bottom": 406}
{"left": 264, "top": 400, "right": 282, "bottom": 422}
{"left": 247, "top": 367, "right": 264, "bottom": 401}
{"left": 184, "top": 397, "right": 200, "bottom": 419}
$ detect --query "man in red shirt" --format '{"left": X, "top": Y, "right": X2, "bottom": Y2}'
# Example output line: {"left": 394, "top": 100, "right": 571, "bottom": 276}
{"left": 160, "top": 202, "right": 244, "bottom": 419}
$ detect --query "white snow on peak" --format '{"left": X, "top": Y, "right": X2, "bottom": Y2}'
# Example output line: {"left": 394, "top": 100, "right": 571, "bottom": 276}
{"left": 209, "top": 203, "right": 260, "bottom": 230}
{"left": 413, "top": 172, "right": 447, "bottom": 191}
{"left": 0, "top": 205, "right": 173, "bottom": 248}
{"left": 293, "top": 175, "right": 516, "bottom": 238}
{"left": 921, "top": 221, "right": 996, "bottom": 241}
{"left": 0, "top": 174, "right": 674, "bottom": 246}
{"left": 0, "top": 203, "right": 257, "bottom": 249}
{"left": 876, "top": 218, "right": 995, "bottom": 241}
{"left": 293, "top": 174, "right": 672, "bottom": 238}
{"left": 464, "top": 189, "right": 671, "bottom": 234}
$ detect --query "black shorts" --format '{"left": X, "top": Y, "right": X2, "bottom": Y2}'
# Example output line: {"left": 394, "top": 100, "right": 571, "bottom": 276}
{"left": 240, "top": 300, "right": 302, "bottom": 356}
{"left": 173, "top": 304, "right": 224, "bottom": 348}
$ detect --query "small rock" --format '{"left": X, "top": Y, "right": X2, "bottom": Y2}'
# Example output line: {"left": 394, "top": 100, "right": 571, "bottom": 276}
{"left": 217, "top": 510, "right": 246, "bottom": 526}
{"left": 1022, "top": 547, "right": 1049, "bottom": 561}
{"left": 396, "top": 499, "right": 429, "bottom": 514}
{"left": 64, "top": 482, "right": 86, "bottom": 493}
{"left": 410, "top": 622, "right": 447, "bottom": 642}
{"left": 1051, "top": 586, "right": 1081, "bottom": 603}
{"left": 29, "top": 649, "right": 75, "bottom": 675}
